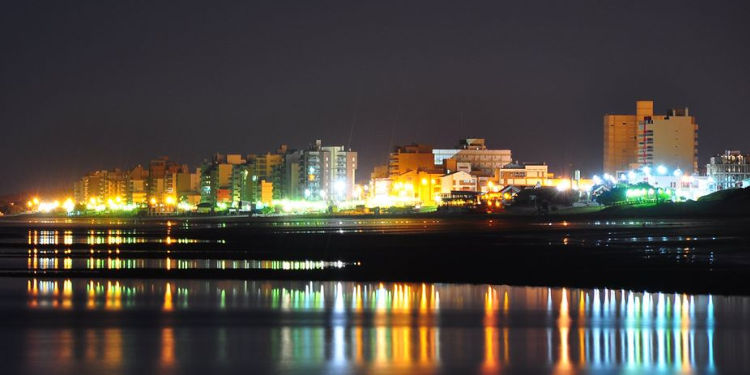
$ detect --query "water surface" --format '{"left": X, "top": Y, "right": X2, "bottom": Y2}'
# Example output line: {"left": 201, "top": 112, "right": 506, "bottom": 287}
{"left": 4, "top": 278, "right": 749, "bottom": 374}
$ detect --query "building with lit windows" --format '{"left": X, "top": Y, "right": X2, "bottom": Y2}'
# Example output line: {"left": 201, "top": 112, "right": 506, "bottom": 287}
{"left": 707, "top": 150, "right": 750, "bottom": 190}
{"left": 246, "top": 146, "right": 286, "bottom": 200}
{"left": 603, "top": 100, "right": 653, "bottom": 174}
{"left": 73, "top": 169, "right": 127, "bottom": 205}
{"left": 433, "top": 138, "right": 511, "bottom": 176}
{"left": 495, "top": 162, "right": 552, "bottom": 187}
{"left": 200, "top": 153, "right": 247, "bottom": 210}
{"left": 285, "top": 140, "right": 357, "bottom": 201}
{"left": 439, "top": 171, "right": 478, "bottom": 194}
{"left": 126, "top": 165, "right": 148, "bottom": 204}
{"left": 604, "top": 100, "right": 699, "bottom": 174}
{"left": 147, "top": 156, "right": 184, "bottom": 201}
{"left": 637, "top": 107, "right": 699, "bottom": 173}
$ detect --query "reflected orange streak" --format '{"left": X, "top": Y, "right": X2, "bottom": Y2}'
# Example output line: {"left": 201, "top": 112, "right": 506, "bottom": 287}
{"left": 161, "top": 327, "right": 175, "bottom": 367}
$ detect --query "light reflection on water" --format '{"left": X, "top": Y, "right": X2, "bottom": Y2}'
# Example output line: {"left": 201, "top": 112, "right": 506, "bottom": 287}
{"left": 27, "top": 229, "right": 211, "bottom": 246}
{"left": 12, "top": 279, "right": 749, "bottom": 373}
{"left": 25, "top": 253, "right": 349, "bottom": 271}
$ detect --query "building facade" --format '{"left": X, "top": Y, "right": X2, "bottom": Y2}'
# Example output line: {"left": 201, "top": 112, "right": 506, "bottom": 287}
{"left": 433, "top": 138, "right": 511, "bottom": 176}
{"left": 603, "top": 100, "right": 653, "bottom": 174}
{"left": 200, "top": 154, "right": 247, "bottom": 210}
{"left": 707, "top": 150, "right": 750, "bottom": 190}
{"left": 388, "top": 144, "right": 435, "bottom": 178}
{"left": 285, "top": 140, "right": 357, "bottom": 201}
{"left": 604, "top": 100, "right": 699, "bottom": 174}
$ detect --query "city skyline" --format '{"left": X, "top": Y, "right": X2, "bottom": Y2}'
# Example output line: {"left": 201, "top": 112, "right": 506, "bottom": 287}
{"left": 2, "top": 1, "right": 750, "bottom": 195}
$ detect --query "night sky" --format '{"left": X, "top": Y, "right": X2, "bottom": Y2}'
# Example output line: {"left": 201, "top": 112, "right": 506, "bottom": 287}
{"left": 2, "top": 1, "right": 749, "bottom": 195}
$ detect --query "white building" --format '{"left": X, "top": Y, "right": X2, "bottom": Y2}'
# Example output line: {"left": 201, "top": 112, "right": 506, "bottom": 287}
{"left": 707, "top": 150, "right": 750, "bottom": 190}
{"left": 439, "top": 171, "right": 478, "bottom": 194}
{"left": 288, "top": 140, "right": 358, "bottom": 201}
{"left": 433, "top": 138, "right": 512, "bottom": 176}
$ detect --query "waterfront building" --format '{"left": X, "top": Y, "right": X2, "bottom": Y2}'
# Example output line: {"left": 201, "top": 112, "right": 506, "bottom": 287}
{"left": 604, "top": 100, "right": 699, "bottom": 174}
{"left": 200, "top": 154, "right": 247, "bottom": 210}
{"left": 495, "top": 162, "right": 552, "bottom": 188}
{"left": 603, "top": 100, "right": 653, "bottom": 174}
{"left": 284, "top": 140, "right": 357, "bottom": 201}
{"left": 637, "top": 107, "right": 699, "bottom": 173}
{"left": 439, "top": 171, "right": 478, "bottom": 195}
{"left": 433, "top": 138, "right": 511, "bottom": 176}
{"left": 73, "top": 169, "right": 127, "bottom": 205}
{"left": 391, "top": 170, "right": 444, "bottom": 204}
{"left": 707, "top": 150, "right": 750, "bottom": 190}
{"left": 388, "top": 144, "right": 435, "bottom": 178}
{"left": 126, "top": 165, "right": 148, "bottom": 205}
{"left": 246, "top": 146, "right": 286, "bottom": 201}
{"left": 147, "top": 156, "right": 183, "bottom": 200}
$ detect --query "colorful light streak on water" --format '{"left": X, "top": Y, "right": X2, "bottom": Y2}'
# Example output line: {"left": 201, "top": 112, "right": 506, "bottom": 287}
{"left": 9, "top": 279, "right": 748, "bottom": 373}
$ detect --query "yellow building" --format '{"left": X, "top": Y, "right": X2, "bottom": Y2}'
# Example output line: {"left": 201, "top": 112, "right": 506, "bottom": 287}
{"left": 604, "top": 100, "right": 697, "bottom": 174}
{"left": 603, "top": 100, "right": 653, "bottom": 174}
{"left": 388, "top": 144, "right": 435, "bottom": 178}
{"left": 495, "top": 162, "right": 553, "bottom": 187}
{"left": 391, "top": 170, "right": 443, "bottom": 204}
{"left": 638, "top": 107, "right": 699, "bottom": 173}
{"left": 260, "top": 180, "right": 273, "bottom": 205}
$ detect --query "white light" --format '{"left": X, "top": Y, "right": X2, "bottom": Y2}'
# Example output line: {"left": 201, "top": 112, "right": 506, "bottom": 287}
{"left": 628, "top": 171, "right": 636, "bottom": 180}
{"left": 592, "top": 175, "right": 602, "bottom": 185}
{"left": 642, "top": 166, "right": 651, "bottom": 175}
{"left": 673, "top": 169, "right": 682, "bottom": 177}
{"left": 657, "top": 165, "right": 667, "bottom": 175}
{"left": 334, "top": 180, "right": 345, "bottom": 193}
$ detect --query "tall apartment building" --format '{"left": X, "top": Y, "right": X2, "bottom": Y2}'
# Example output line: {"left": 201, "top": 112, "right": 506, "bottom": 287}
{"left": 200, "top": 154, "right": 247, "bottom": 209}
{"left": 433, "top": 138, "right": 511, "bottom": 176}
{"left": 126, "top": 165, "right": 148, "bottom": 204}
{"left": 73, "top": 169, "right": 127, "bottom": 204}
{"left": 147, "top": 156, "right": 183, "bottom": 200}
{"left": 246, "top": 146, "right": 286, "bottom": 201}
{"left": 604, "top": 100, "right": 698, "bottom": 174}
{"left": 603, "top": 100, "right": 653, "bottom": 174}
{"left": 637, "top": 107, "right": 699, "bottom": 173}
{"left": 284, "top": 140, "right": 357, "bottom": 201}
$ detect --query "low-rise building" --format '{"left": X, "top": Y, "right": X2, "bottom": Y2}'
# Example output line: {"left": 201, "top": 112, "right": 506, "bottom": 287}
{"left": 707, "top": 150, "right": 750, "bottom": 190}
{"left": 433, "top": 138, "right": 511, "bottom": 176}
{"left": 495, "top": 162, "right": 552, "bottom": 188}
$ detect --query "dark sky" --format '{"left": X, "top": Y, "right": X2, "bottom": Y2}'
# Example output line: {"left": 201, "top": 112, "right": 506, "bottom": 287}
{"left": 2, "top": 1, "right": 749, "bottom": 195}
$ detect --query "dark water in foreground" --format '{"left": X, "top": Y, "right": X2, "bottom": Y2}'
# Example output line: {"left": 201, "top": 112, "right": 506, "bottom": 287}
{"left": 3, "top": 217, "right": 750, "bottom": 373}
{"left": 4, "top": 278, "right": 749, "bottom": 374}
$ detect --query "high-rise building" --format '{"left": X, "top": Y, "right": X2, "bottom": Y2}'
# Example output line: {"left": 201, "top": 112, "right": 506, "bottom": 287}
{"left": 200, "top": 154, "right": 247, "bottom": 210}
{"left": 604, "top": 100, "right": 698, "bottom": 174}
{"left": 147, "top": 156, "right": 183, "bottom": 200}
{"left": 246, "top": 147, "right": 285, "bottom": 201}
{"left": 126, "top": 165, "right": 148, "bottom": 205}
{"left": 637, "top": 107, "right": 699, "bottom": 173}
{"left": 433, "top": 138, "right": 511, "bottom": 176}
{"left": 74, "top": 169, "right": 127, "bottom": 204}
{"left": 284, "top": 140, "right": 357, "bottom": 201}
{"left": 603, "top": 100, "right": 653, "bottom": 174}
